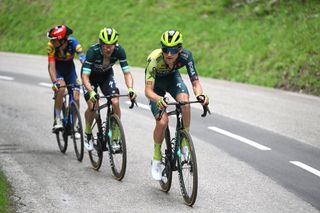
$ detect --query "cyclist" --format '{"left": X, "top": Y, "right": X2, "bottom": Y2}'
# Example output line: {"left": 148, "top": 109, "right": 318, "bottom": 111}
{"left": 81, "top": 27, "right": 136, "bottom": 151}
{"left": 145, "top": 30, "right": 209, "bottom": 180}
{"left": 47, "top": 25, "right": 85, "bottom": 132}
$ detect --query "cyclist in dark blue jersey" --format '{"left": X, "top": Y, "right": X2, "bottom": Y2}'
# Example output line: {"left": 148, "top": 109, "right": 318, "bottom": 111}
{"left": 81, "top": 27, "right": 136, "bottom": 151}
{"left": 47, "top": 25, "right": 85, "bottom": 132}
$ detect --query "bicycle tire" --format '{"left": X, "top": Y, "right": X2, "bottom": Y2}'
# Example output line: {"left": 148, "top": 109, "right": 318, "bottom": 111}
{"left": 70, "top": 103, "right": 84, "bottom": 162}
{"left": 160, "top": 127, "right": 173, "bottom": 192}
{"left": 177, "top": 129, "right": 198, "bottom": 206}
{"left": 54, "top": 103, "right": 68, "bottom": 153}
{"left": 107, "top": 114, "right": 127, "bottom": 181}
{"left": 88, "top": 120, "right": 103, "bottom": 170}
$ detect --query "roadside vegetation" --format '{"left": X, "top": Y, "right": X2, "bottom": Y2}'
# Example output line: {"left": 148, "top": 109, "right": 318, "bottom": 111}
{"left": 0, "top": 0, "right": 319, "bottom": 96}
{"left": 0, "top": 171, "right": 13, "bottom": 213}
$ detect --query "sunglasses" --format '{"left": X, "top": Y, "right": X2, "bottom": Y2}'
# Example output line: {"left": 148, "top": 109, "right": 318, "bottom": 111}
{"left": 162, "top": 47, "right": 180, "bottom": 54}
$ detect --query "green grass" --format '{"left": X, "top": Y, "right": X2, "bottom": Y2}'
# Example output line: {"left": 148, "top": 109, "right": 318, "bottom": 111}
{"left": 0, "top": 0, "right": 319, "bottom": 95}
{"left": 0, "top": 171, "right": 13, "bottom": 213}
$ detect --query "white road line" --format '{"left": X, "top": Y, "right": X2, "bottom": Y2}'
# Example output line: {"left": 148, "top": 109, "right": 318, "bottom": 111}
{"left": 125, "top": 101, "right": 150, "bottom": 110}
{"left": 38, "top": 82, "right": 83, "bottom": 94}
{"left": 290, "top": 161, "right": 320, "bottom": 177}
{"left": 0, "top": 75, "right": 14, "bottom": 81}
{"left": 208, "top": 126, "right": 272, "bottom": 151}
{"left": 39, "top": 82, "right": 52, "bottom": 87}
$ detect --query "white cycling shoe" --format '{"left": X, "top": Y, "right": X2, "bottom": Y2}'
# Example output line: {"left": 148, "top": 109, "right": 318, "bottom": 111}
{"left": 84, "top": 135, "right": 93, "bottom": 151}
{"left": 151, "top": 160, "right": 162, "bottom": 181}
{"left": 53, "top": 118, "right": 63, "bottom": 131}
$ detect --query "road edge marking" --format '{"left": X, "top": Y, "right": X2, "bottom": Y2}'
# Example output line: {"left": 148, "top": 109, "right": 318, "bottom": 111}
{"left": 290, "top": 161, "right": 320, "bottom": 177}
{"left": 208, "top": 126, "right": 272, "bottom": 151}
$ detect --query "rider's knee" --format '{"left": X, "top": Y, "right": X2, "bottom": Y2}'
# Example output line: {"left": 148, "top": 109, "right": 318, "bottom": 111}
{"left": 156, "top": 116, "right": 168, "bottom": 128}
{"left": 112, "top": 98, "right": 120, "bottom": 106}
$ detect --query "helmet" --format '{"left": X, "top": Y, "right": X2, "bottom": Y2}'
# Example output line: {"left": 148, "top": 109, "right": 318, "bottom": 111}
{"left": 47, "top": 25, "right": 72, "bottom": 40}
{"left": 160, "top": 30, "right": 183, "bottom": 47}
{"left": 99, "top": 27, "right": 119, "bottom": 45}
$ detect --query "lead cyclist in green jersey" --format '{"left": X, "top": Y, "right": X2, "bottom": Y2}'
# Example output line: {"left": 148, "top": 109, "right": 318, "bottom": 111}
{"left": 145, "top": 30, "right": 209, "bottom": 180}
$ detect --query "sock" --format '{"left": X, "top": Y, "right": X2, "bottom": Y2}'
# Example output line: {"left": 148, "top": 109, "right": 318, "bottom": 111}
{"left": 55, "top": 108, "right": 61, "bottom": 119}
{"left": 153, "top": 143, "right": 162, "bottom": 161}
{"left": 85, "top": 121, "right": 92, "bottom": 134}
{"left": 181, "top": 127, "right": 189, "bottom": 147}
{"left": 112, "top": 124, "right": 120, "bottom": 140}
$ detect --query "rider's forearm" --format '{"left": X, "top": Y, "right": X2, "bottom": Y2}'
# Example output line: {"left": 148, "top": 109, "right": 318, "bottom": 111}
{"left": 82, "top": 74, "right": 93, "bottom": 92}
{"left": 192, "top": 80, "right": 203, "bottom": 96}
{"left": 124, "top": 72, "right": 133, "bottom": 89}
{"left": 145, "top": 84, "right": 162, "bottom": 102}
{"left": 48, "top": 62, "right": 57, "bottom": 83}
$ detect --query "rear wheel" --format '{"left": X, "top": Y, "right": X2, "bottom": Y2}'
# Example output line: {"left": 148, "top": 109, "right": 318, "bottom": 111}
{"left": 71, "top": 103, "right": 84, "bottom": 162}
{"left": 54, "top": 103, "right": 68, "bottom": 153}
{"left": 177, "top": 130, "right": 198, "bottom": 206}
{"left": 88, "top": 119, "right": 103, "bottom": 170}
{"left": 107, "top": 114, "right": 127, "bottom": 181}
{"left": 160, "top": 127, "right": 173, "bottom": 192}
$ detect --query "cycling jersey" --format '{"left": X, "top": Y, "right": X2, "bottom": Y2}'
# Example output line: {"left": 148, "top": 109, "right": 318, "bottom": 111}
{"left": 81, "top": 43, "right": 129, "bottom": 76}
{"left": 145, "top": 48, "right": 199, "bottom": 116}
{"left": 145, "top": 48, "right": 199, "bottom": 84}
{"left": 47, "top": 36, "right": 85, "bottom": 63}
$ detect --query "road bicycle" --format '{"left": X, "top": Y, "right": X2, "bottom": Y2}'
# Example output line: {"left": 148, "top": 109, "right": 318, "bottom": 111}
{"left": 88, "top": 93, "right": 136, "bottom": 181}
{"left": 158, "top": 97, "right": 210, "bottom": 206}
{"left": 52, "top": 84, "right": 84, "bottom": 162}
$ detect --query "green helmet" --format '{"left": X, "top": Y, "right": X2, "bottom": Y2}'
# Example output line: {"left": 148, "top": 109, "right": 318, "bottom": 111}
{"left": 160, "top": 30, "right": 183, "bottom": 47}
{"left": 99, "top": 27, "right": 119, "bottom": 44}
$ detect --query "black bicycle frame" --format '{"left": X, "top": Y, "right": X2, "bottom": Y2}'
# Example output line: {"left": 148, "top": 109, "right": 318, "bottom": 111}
{"left": 93, "top": 94, "right": 129, "bottom": 151}
{"left": 163, "top": 100, "right": 210, "bottom": 171}
{"left": 167, "top": 104, "right": 184, "bottom": 171}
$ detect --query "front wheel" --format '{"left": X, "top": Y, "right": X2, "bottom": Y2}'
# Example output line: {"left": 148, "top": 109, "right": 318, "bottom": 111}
{"left": 107, "top": 114, "right": 127, "bottom": 181}
{"left": 160, "top": 127, "right": 173, "bottom": 192}
{"left": 54, "top": 103, "right": 68, "bottom": 153}
{"left": 88, "top": 119, "right": 103, "bottom": 170}
{"left": 70, "top": 103, "right": 84, "bottom": 162}
{"left": 177, "top": 129, "right": 198, "bottom": 206}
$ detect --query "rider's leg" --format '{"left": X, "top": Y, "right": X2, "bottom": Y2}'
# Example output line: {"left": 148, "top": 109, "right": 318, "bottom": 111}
{"left": 84, "top": 100, "right": 95, "bottom": 135}
{"left": 112, "top": 97, "right": 121, "bottom": 118}
{"left": 54, "top": 79, "right": 66, "bottom": 119}
{"left": 176, "top": 92, "right": 190, "bottom": 131}
{"left": 153, "top": 113, "right": 169, "bottom": 160}
{"left": 74, "top": 89, "right": 80, "bottom": 108}
{"left": 100, "top": 76, "right": 120, "bottom": 118}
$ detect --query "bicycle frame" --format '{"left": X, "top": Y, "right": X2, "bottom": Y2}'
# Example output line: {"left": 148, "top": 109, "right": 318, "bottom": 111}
{"left": 93, "top": 94, "right": 129, "bottom": 150}
{"left": 167, "top": 105, "right": 184, "bottom": 171}
{"left": 163, "top": 100, "right": 210, "bottom": 170}
{"left": 62, "top": 85, "right": 78, "bottom": 135}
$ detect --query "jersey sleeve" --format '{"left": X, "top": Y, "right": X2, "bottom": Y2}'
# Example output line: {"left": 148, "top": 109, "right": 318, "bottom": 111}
{"left": 81, "top": 48, "right": 94, "bottom": 75}
{"left": 145, "top": 56, "right": 157, "bottom": 85}
{"left": 185, "top": 51, "right": 199, "bottom": 82}
{"left": 117, "top": 45, "right": 129, "bottom": 73}
{"left": 47, "top": 41, "right": 55, "bottom": 62}
{"left": 70, "top": 37, "right": 86, "bottom": 63}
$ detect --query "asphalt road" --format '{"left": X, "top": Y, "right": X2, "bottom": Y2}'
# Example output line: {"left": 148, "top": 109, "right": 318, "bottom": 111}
{"left": 0, "top": 52, "right": 319, "bottom": 212}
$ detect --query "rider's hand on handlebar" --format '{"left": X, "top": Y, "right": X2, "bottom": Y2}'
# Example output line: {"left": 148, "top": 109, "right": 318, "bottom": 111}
{"left": 128, "top": 87, "right": 137, "bottom": 100}
{"left": 89, "top": 90, "right": 97, "bottom": 103}
{"left": 156, "top": 97, "right": 167, "bottom": 110}
{"left": 52, "top": 81, "right": 60, "bottom": 92}
{"left": 196, "top": 94, "right": 209, "bottom": 106}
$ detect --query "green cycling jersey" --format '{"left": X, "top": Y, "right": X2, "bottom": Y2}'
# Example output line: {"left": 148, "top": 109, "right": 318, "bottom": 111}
{"left": 81, "top": 43, "right": 129, "bottom": 75}
{"left": 145, "top": 48, "right": 199, "bottom": 84}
